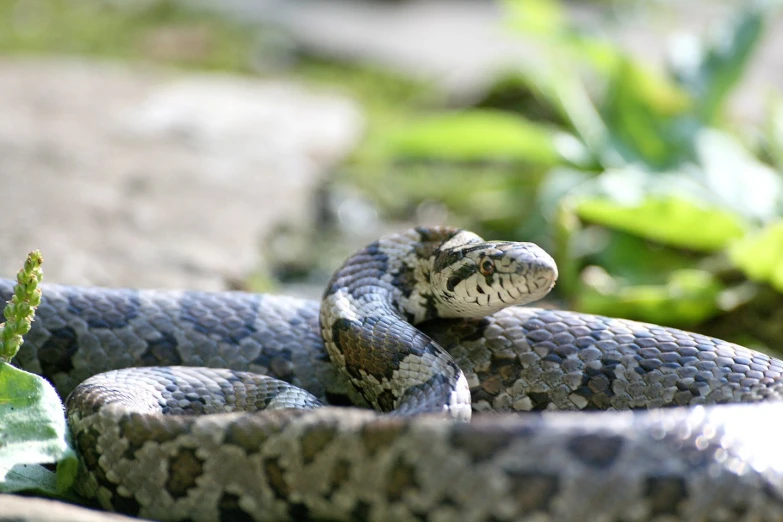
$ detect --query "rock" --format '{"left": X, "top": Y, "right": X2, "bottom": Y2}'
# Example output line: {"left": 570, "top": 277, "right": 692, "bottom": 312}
{"left": 0, "top": 57, "right": 363, "bottom": 291}
{"left": 0, "top": 494, "right": 137, "bottom": 522}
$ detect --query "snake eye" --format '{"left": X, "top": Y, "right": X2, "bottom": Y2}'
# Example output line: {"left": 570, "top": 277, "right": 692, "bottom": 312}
{"left": 479, "top": 258, "right": 495, "bottom": 276}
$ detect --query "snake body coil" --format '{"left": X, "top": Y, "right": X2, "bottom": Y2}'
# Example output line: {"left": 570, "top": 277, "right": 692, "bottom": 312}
{"left": 7, "top": 226, "right": 783, "bottom": 521}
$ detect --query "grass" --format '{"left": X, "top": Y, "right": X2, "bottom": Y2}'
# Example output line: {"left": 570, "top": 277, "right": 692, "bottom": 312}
{"left": 0, "top": 0, "right": 257, "bottom": 71}
{"left": 0, "top": 0, "right": 433, "bottom": 112}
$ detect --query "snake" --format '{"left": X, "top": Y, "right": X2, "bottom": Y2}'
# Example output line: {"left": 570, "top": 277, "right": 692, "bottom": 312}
{"left": 6, "top": 226, "right": 783, "bottom": 522}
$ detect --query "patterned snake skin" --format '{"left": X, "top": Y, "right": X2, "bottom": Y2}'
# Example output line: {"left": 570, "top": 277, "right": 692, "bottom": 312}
{"left": 6, "top": 226, "right": 783, "bottom": 522}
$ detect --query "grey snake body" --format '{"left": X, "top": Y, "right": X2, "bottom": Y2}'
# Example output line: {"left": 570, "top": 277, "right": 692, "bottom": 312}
{"left": 6, "top": 226, "right": 783, "bottom": 521}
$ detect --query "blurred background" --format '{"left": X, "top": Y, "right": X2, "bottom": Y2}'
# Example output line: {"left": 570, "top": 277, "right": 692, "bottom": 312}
{"left": 2, "top": 0, "right": 783, "bottom": 354}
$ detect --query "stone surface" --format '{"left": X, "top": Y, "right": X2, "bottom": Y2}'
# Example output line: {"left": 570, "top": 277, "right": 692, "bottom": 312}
{"left": 0, "top": 57, "right": 363, "bottom": 291}
{"left": 0, "top": 494, "right": 138, "bottom": 522}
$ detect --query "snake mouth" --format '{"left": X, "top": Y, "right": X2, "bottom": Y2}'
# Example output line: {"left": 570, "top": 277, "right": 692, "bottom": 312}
{"left": 519, "top": 248, "right": 558, "bottom": 300}
{"left": 498, "top": 243, "right": 559, "bottom": 303}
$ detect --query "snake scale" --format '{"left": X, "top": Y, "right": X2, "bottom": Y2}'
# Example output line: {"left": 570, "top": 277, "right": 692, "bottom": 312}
{"left": 6, "top": 226, "right": 783, "bottom": 522}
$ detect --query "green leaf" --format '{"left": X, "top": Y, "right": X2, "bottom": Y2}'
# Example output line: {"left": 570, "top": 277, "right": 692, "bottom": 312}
{"left": 571, "top": 167, "right": 747, "bottom": 251}
{"left": 602, "top": 58, "right": 694, "bottom": 168}
{"left": 537, "top": 167, "right": 594, "bottom": 222}
{"left": 669, "top": 2, "right": 771, "bottom": 124}
{"left": 611, "top": 59, "right": 691, "bottom": 118}
{"left": 0, "top": 363, "right": 77, "bottom": 494}
{"left": 577, "top": 195, "right": 745, "bottom": 251}
{"left": 695, "top": 128, "right": 783, "bottom": 222}
{"left": 503, "top": 0, "right": 566, "bottom": 37}
{"left": 763, "top": 91, "right": 783, "bottom": 170}
{"left": 580, "top": 230, "right": 704, "bottom": 285}
{"left": 729, "top": 221, "right": 783, "bottom": 291}
{"left": 2, "top": 464, "right": 57, "bottom": 493}
{"left": 387, "top": 110, "right": 561, "bottom": 164}
{"left": 523, "top": 64, "right": 614, "bottom": 166}
{"left": 578, "top": 267, "right": 722, "bottom": 326}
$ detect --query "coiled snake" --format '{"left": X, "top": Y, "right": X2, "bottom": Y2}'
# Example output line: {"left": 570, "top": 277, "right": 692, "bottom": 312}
{"left": 7, "top": 226, "right": 783, "bottom": 521}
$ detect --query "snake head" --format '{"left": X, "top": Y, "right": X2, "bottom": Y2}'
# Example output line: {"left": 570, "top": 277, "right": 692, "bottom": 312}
{"left": 430, "top": 237, "right": 558, "bottom": 318}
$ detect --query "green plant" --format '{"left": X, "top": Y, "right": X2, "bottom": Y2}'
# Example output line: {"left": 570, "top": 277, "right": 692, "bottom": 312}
{"left": 0, "top": 0, "right": 258, "bottom": 72}
{"left": 0, "top": 252, "right": 78, "bottom": 497}
{"left": 349, "top": 0, "right": 783, "bottom": 346}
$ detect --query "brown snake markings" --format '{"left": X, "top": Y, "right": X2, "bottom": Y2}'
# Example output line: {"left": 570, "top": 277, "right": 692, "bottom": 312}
{"left": 4, "top": 226, "right": 783, "bottom": 521}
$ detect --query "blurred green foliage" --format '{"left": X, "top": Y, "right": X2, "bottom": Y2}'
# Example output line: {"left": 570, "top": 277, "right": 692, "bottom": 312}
{"left": 341, "top": 0, "right": 783, "bottom": 349}
{"left": 388, "top": 110, "right": 560, "bottom": 164}
{"left": 0, "top": 0, "right": 258, "bottom": 71}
